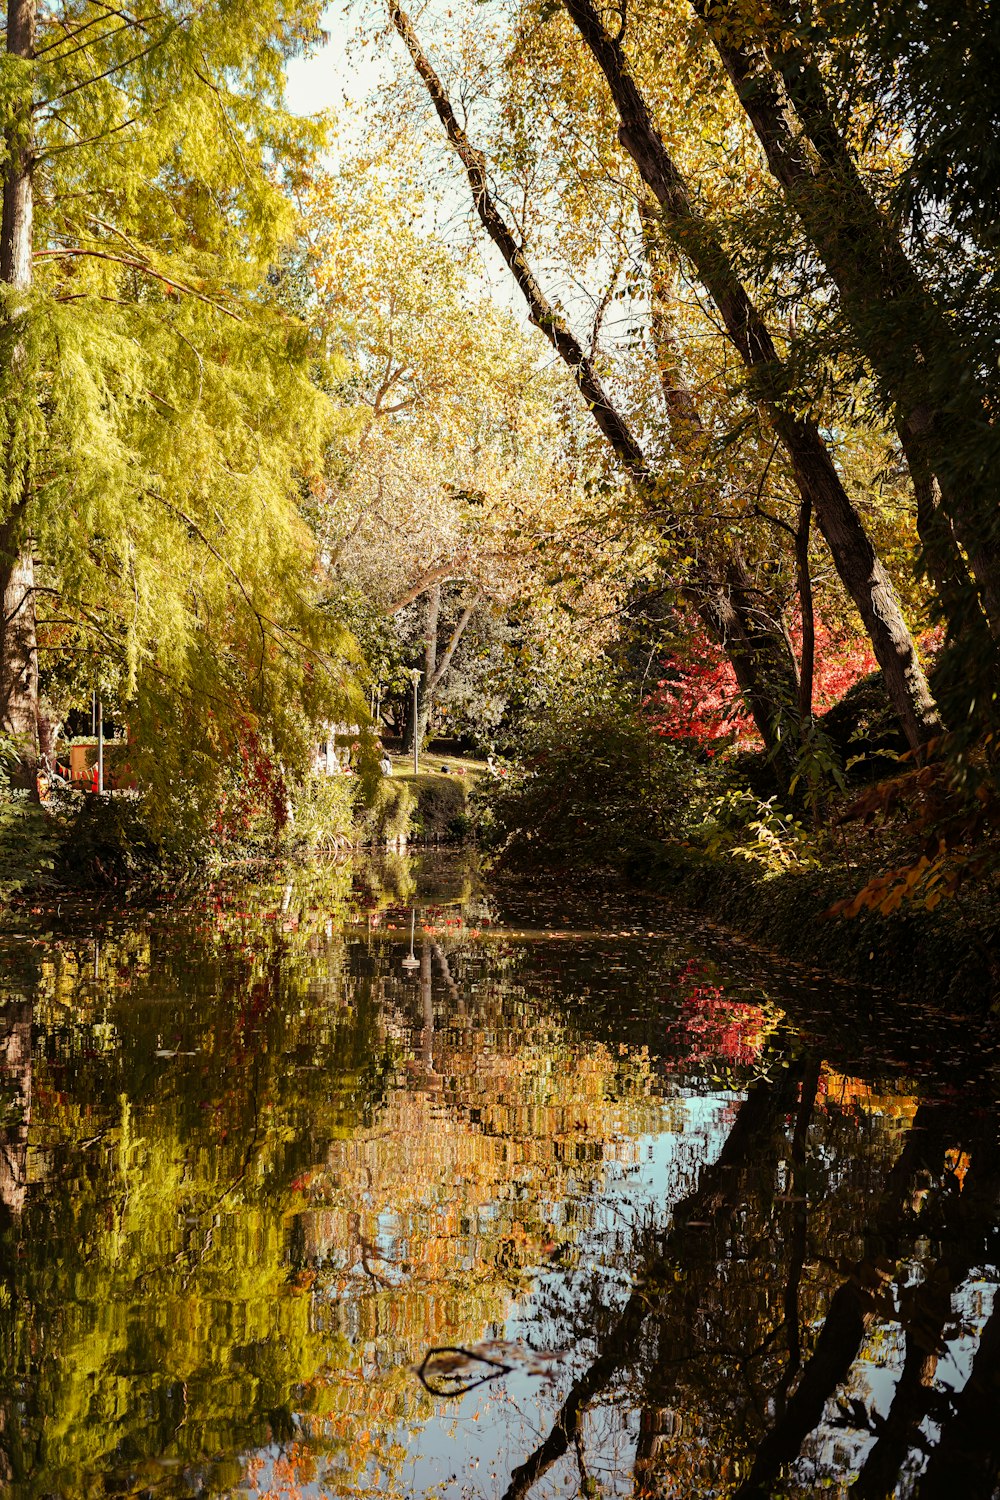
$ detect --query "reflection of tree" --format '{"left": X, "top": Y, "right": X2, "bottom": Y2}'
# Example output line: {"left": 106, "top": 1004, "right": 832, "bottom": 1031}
{"left": 502, "top": 1061, "right": 803, "bottom": 1500}
{"left": 0, "top": 877, "right": 674, "bottom": 1498}
{"left": 0, "top": 996, "right": 31, "bottom": 1221}
{"left": 917, "top": 1298, "right": 1000, "bottom": 1499}
{"left": 9, "top": 862, "right": 1000, "bottom": 1500}
{"left": 737, "top": 1098, "right": 1000, "bottom": 1500}
{"left": 491, "top": 1045, "right": 1000, "bottom": 1500}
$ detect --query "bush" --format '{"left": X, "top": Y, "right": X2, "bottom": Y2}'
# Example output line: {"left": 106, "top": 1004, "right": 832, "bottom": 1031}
{"left": 56, "top": 794, "right": 165, "bottom": 886}
{"left": 408, "top": 774, "right": 469, "bottom": 841}
{"left": 0, "top": 793, "right": 65, "bottom": 897}
{"left": 291, "top": 774, "right": 356, "bottom": 852}
{"left": 354, "top": 777, "right": 416, "bottom": 845}
{"left": 476, "top": 695, "right": 711, "bottom": 867}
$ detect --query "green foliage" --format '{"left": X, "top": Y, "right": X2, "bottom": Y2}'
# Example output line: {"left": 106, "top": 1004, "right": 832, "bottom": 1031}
{"left": 0, "top": 0, "right": 366, "bottom": 859}
{"left": 0, "top": 795, "right": 63, "bottom": 896}
{"left": 55, "top": 795, "right": 164, "bottom": 887}
{"left": 408, "top": 774, "right": 470, "bottom": 841}
{"left": 478, "top": 689, "right": 711, "bottom": 867}
{"left": 697, "top": 788, "right": 820, "bottom": 877}
{"left": 292, "top": 773, "right": 357, "bottom": 853}
{"left": 354, "top": 778, "right": 417, "bottom": 846}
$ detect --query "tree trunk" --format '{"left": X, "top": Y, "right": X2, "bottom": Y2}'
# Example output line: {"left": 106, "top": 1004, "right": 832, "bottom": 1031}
{"left": 0, "top": 531, "right": 38, "bottom": 782}
{"left": 1, "top": 0, "right": 39, "bottom": 782}
{"left": 642, "top": 220, "right": 800, "bottom": 767}
{"left": 417, "top": 580, "right": 440, "bottom": 748}
{"left": 389, "top": 0, "right": 801, "bottom": 770}
{"left": 693, "top": 554, "right": 798, "bottom": 775}
{"left": 560, "top": 0, "right": 941, "bottom": 752}
{"left": 796, "top": 498, "right": 815, "bottom": 721}
{"left": 695, "top": 4, "right": 1000, "bottom": 644}
{"left": 402, "top": 584, "right": 479, "bottom": 753}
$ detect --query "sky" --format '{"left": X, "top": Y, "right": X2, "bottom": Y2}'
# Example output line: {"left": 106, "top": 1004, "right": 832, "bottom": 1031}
{"left": 285, "top": 5, "right": 389, "bottom": 135}
{"left": 284, "top": 2, "right": 537, "bottom": 323}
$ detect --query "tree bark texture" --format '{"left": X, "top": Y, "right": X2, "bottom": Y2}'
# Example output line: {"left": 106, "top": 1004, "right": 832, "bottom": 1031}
{"left": 695, "top": 2, "right": 1000, "bottom": 642}
{"left": 560, "top": 0, "right": 940, "bottom": 751}
{"left": 388, "top": 0, "right": 800, "bottom": 769}
{"left": 1, "top": 0, "right": 40, "bottom": 776}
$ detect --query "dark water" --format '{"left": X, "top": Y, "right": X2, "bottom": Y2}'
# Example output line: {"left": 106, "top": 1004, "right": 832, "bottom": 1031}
{"left": 1, "top": 851, "right": 998, "bottom": 1499}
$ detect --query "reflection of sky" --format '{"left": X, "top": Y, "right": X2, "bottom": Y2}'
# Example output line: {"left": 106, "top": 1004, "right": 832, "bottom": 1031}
{"left": 241, "top": 1094, "right": 740, "bottom": 1499}
{"left": 790, "top": 1273, "right": 1000, "bottom": 1494}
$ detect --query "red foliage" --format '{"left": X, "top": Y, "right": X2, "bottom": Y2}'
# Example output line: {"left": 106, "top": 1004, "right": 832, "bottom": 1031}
{"left": 212, "top": 719, "right": 289, "bottom": 845}
{"left": 645, "top": 632, "right": 753, "bottom": 753}
{"left": 670, "top": 962, "right": 771, "bottom": 1068}
{"left": 800, "top": 618, "right": 877, "bottom": 712}
{"left": 645, "top": 615, "right": 891, "bottom": 752}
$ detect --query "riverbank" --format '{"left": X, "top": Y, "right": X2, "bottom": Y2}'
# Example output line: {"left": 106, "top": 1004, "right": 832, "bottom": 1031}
{"left": 0, "top": 763, "right": 479, "bottom": 901}
{"left": 616, "top": 836, "right": 1000, "bottom": 1010}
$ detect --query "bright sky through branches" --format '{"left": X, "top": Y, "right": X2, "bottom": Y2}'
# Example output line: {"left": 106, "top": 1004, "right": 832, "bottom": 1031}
{"left": 285, "top": 5, "right": 384, "bottom": 123}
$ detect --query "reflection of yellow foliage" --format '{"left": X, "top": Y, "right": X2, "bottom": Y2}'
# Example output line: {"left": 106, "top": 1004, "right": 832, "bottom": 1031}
{"left": 820, "top": 1069, "right": 919, "bottom": 1124}
{"left": 2, "top": 867, "right": 678, "bottom": 1500}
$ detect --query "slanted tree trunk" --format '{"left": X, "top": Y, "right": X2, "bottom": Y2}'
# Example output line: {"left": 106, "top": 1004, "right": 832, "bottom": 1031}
{"left": 1, "top": 0, "right": 39, "bottom": 784}
{"left": 388, "top": 0, "right": 801, "bottom": 776}
{"left": 694, "top": 553, "right": 798, "bottom": 770}
{"left": 694, "top": 3, "right": 1000, "bottom": 647}
{"left": 560, "top": 0, "right": 941, "bottom": 753}
{"left": 643, "top": 221, "right": 801, "bottom": 765}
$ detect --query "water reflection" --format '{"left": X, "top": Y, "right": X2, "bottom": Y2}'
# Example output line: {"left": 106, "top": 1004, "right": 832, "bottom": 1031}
{"left": 0, "top": 852, "right": 997, "bottom": 1498}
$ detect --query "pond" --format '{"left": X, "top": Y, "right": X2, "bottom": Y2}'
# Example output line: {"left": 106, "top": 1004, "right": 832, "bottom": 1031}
{"left": 0, "top": 850, "right": 998, "bottom": 1499}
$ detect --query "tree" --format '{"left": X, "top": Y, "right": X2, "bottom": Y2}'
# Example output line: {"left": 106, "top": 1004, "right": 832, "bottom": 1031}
{"left": 0, "top": 0, "right": 357, "bottom": 830}
{"left": 691, "top": 0, "right": 1000, "bottom": 653}
{"left": 304, "top": 168, "right": 635, "bottom": 751}
{"left": 381, "top": 0, "right": 942, "bottom": 771}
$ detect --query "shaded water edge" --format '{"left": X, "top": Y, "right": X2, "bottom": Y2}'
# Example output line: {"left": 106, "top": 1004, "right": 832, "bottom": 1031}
{"left": 616, "top": 838, "right": 1000, "bottom": 1011}
{"left": 0, "top": 848, "right": 999, "bottom": 1499}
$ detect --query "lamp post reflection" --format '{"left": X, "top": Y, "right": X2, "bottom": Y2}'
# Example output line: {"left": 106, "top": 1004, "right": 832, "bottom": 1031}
{"left": 401, "top": 908, "right": 438, "bottom": 1087}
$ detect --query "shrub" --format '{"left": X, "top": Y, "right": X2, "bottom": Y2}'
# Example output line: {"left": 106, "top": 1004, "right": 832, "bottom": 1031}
{"left": 291, "top": 774, "right": 356, "bottom": 853}
{"left": 354, "top": 777, "right": 417, "bottom": 845}
{"left": 408, "top": 774, "right": 469, "bottom": 841}
{"left": 0, "top": 793, "right": 66, "bottom": 897}
{"left": 476, "top": 695, "right": 711, "bottom": 867}
{"left": 56, "top": 794, "right": 164, "bottom": 887}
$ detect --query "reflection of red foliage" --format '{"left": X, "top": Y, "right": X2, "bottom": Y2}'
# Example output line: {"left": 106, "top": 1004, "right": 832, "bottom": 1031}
{"left": 669, "top": 961, "right": 770, "bottom": 1067}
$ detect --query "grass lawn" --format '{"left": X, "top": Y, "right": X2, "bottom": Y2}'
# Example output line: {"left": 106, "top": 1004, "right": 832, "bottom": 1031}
{"left": 389, "top": 751, "right": 486, "bottom": 781}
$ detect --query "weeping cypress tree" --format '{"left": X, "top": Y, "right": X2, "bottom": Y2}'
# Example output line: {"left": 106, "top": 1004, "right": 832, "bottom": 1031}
{"left": 0, "top": 0, "right": 363, "bottom": 830}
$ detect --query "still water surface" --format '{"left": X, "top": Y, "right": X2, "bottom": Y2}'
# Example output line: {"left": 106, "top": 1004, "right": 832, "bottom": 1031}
{"left": 1, "top": 852, "right": 998, "bottom": 1498}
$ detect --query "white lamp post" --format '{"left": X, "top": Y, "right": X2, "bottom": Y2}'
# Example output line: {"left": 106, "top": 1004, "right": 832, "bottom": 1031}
{"left": 97, "top": 696, "right": 104, "bottom": 794}
{"left": 410, "top": 667, "right": 422, "bottom": 776}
